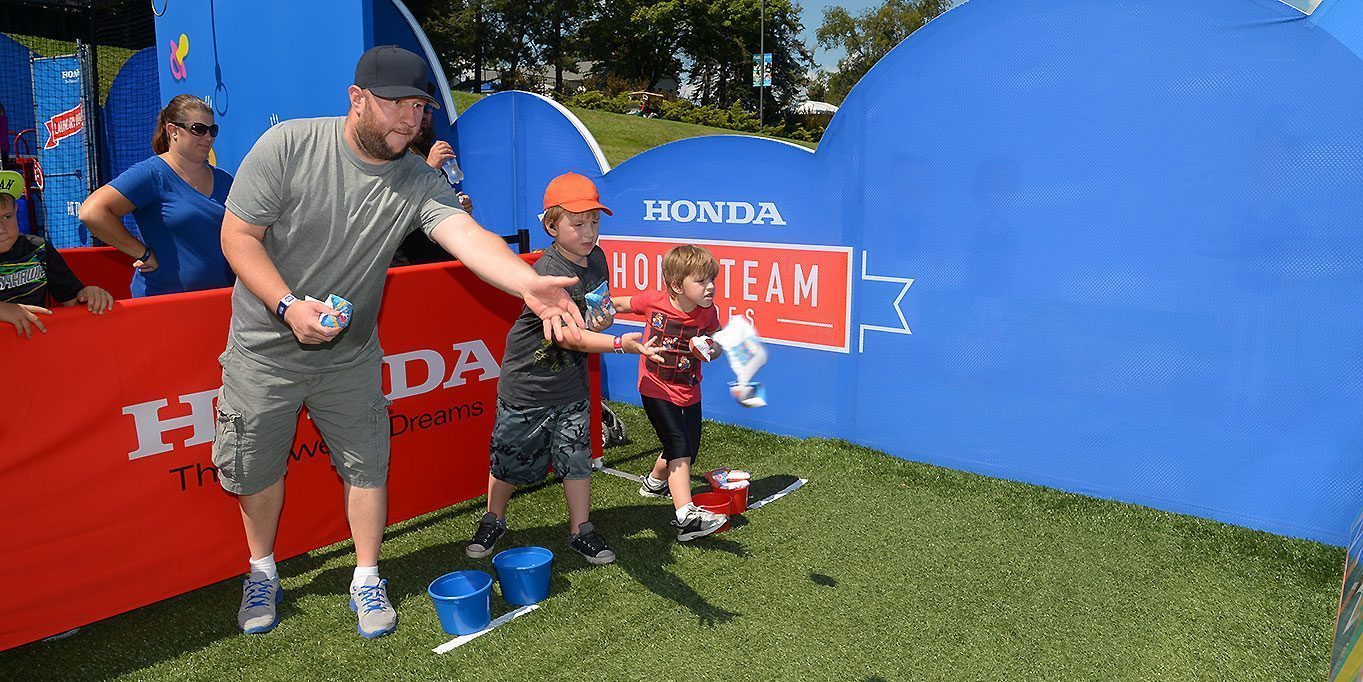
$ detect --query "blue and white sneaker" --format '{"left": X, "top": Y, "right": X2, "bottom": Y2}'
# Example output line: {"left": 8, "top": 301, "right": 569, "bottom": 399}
{"left": 238, "top": 571, "right": 283, "bottom": 634}
{"left": 349, "top": 577, "right": 398, "bottom": 638}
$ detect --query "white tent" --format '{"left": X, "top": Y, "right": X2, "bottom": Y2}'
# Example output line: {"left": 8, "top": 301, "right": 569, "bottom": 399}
{"left": 794, "top": 100, "right": 839, "bottom": 115}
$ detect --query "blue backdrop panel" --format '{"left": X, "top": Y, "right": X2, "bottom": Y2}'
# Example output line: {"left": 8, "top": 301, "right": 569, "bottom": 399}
{"left": 153, "top": 0, "right": 375, "bottom": 174}
{"left": 823, "top": 0, "right": 1363, "bottom": 544}
{"left": 455, "top": 92, "right": 609, "bottom": 243}
{"left": 33, "top": 55, "right": 91, "bottom": 248}
{"left": 102, "top": 47, "right": 160, "bottom": 236}
{"left": 154, "top": 0, "right": 463, "bottom": 179}
{"left": 452, "top": 0, "right": 1363, "bottom": 545}
{"left": 0, "top": 34, "right": 36, "bottom": 155}
{"left": 102, "top": 47, "right": 159, "bottom": 183}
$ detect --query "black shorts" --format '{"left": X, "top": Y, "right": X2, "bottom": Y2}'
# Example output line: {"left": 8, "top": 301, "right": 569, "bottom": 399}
{"left": 642, "top": 395, "right": 702, "bottom": 463}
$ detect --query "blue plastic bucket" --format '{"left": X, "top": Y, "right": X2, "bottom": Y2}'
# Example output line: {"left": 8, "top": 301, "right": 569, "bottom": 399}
{"left": 492, "top": 546, "right": 554, "bottom": 606}
{"left": 427, "top": 570, "right": 493, "bottom": 635}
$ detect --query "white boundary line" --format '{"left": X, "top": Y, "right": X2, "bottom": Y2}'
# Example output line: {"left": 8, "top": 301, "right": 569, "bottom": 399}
{"left": 745, "top": 478, "right": 808, "bottom": 510}
{"left": 601, "top": 466, "right": 807, "bottom": 512}
{"left": 600, "top": 467, "right": 644, "bottom": 483}
{"left": 433, "top": 603, "right": 541, "bottom": 654}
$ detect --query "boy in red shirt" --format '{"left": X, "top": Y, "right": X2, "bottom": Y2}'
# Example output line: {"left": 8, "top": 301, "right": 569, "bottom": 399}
{"left": 612, "top": 245, "right": 729, "bottom": 540}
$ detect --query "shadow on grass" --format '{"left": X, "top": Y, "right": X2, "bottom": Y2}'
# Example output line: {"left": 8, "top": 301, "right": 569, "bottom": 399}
{"left": 5, "top": 460, "right": 757, "bottom": 678}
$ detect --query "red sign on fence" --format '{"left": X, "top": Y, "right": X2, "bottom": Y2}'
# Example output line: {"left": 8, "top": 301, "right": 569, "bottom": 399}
{"left": 0, "top": 256, "right": 597, "bottom": 650}
{"left": 43, "top": 101, "right": 84, "bottom": 150}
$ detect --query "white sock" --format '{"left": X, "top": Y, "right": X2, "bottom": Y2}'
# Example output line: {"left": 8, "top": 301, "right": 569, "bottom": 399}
{"left": 675, "top": 504, "right": 696, "bottom": 523}
{"left": 351, "top": 565, "right": 380, "bottom": 591}
{"left": 646, "top": 475, "right": 666, "bottom": 488}
{"left": 248, "top": 554, "right": 278, "bottom": 580}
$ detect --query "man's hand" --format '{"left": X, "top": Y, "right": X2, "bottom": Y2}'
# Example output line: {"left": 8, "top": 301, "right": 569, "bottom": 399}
{"left": 0, "top": 302, "right": 52, "bottom": 338}
{"left": 75, "top": 286, "right": 114, "bottom": 314}
{"left": 425, "top": 141, "right": 456, "bottom": 170}
{"left": 523, "top": 274, "right": 585, "bottom": 343}
{"left": 621, "top": 332, "right": 665, "bottom": 363}
{"left": 134, "top": 249, "right": 159, "bottom": 273}
{"left": 456, "top": 192, "right": 473, "bottom": 212}
{"left": 283, "top": 299, "right": 342, "bottom": 345}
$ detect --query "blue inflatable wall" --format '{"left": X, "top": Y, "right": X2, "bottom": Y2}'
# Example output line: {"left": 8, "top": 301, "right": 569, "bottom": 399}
{"left": 0, "top": 34, "right": 36, "bottom": 154}
{"left": 153, "top": 0, "right": 460, "bottom": 175}
{"left": 454, "top": 0, "right": 1363, "bottom": 545}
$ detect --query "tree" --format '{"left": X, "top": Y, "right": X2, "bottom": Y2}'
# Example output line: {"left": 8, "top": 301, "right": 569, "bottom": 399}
{"left": 411, "top": 0, "right": 483, "bottom": 87}
{"left": 680, "top": 0, "right": 812, "bottom": 116}
{"left": 816, "top": 0, "right": 950, "bottom": 104}
{"left": 578, "top": 0, "right": 688, "bottom": 92}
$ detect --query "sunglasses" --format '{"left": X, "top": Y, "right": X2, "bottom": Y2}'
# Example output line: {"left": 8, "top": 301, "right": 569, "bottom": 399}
{"left": 172, "top": 121, "right": 220, "bottom": 137}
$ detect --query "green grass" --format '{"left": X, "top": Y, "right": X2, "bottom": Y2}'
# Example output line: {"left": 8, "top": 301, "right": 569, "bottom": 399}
{"left": 452, "top": 91, "right": 816, "bottom": 167}
{"left": 2, "top": 403, "right": 1343, "bottom": 681}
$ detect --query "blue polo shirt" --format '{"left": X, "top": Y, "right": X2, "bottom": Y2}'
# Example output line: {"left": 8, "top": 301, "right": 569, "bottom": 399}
{"left": 108, "top": 156, "right": 235, "bottom": 297}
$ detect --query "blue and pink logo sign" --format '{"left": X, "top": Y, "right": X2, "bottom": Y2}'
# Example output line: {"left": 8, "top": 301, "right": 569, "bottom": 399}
{"left": 168, "top": 33, "right": 189, "bottom": 80}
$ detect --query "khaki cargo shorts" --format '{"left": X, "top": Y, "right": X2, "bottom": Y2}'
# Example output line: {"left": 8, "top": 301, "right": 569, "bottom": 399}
{"left": 211, "top": 345, "right": 391, "bottom": 495}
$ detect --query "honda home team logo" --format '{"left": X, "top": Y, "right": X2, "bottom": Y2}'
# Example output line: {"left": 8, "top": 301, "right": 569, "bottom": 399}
{"left": 43, "top": 102, "right": 84, "bottom": 150}
{"left": 601, "top": 235, "right": 852, "bottom": 352}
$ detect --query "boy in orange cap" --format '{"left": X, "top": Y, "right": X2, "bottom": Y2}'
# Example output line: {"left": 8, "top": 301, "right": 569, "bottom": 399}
{"left": 465, "top": 172, "right": 662, "bottom": 564}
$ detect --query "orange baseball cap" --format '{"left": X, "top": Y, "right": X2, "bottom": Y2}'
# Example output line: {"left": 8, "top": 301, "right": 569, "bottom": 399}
{"left": 543, "top": 172, "right": 612, "bottom": 215}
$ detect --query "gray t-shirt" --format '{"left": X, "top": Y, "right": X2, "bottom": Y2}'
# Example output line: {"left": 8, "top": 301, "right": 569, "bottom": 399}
{"left": 497, "top": 245, "right": 608, "bottom": 407}
{"left": 224, "top": 117, "right": 465, "bottom": 371}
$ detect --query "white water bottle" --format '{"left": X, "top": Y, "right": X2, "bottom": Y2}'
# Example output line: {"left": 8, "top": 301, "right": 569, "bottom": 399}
{"left": 441, "top": 157, "right": 464, "bottom": 186}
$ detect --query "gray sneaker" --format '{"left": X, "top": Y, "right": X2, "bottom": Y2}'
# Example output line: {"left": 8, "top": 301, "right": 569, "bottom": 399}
{"left": 671, "top": 506, "right": 728, "bottom": 541}
{"left": 638, "top": 476, "right": 672, "bottom": 499}
{"left": 238, "top": 572, "right": 282, "bottom": 634}
{"left": 349, "top": 576, "right": 397, "bottom": 638}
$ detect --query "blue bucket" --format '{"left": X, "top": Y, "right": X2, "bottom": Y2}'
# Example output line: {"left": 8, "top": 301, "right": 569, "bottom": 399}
{"left": 492, "top": 546, "right": 554, "bottom": 606}
{"left": 427, "top": 570, "right": 493, "bottom": 635}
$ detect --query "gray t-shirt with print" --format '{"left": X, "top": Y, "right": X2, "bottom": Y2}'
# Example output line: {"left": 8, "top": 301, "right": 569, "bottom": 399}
{"left": 224, "top": 117, "right": 465, "bottom": 371}
{"left": 497, "top": 245, "right": 608, "bottom": 407}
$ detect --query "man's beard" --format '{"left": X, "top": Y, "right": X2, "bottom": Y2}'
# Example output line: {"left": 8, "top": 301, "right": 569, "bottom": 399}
{"left": 354, "top": 111, "right": 409, "bottom": 161}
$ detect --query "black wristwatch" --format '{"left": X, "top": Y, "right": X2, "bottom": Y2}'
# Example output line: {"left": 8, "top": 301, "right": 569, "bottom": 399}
{"left": 276, "top": 293, "right": 298, "bottom": 322}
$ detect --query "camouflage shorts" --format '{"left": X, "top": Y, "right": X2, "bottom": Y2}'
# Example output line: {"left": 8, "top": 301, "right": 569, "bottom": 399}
{"left": 488, "top": 398, "right": 592, "bottom": 485}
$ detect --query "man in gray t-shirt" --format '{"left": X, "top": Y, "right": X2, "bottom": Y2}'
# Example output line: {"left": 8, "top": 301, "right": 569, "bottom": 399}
{"left": 213, "top": 46, "right": 585, "bottom": 639}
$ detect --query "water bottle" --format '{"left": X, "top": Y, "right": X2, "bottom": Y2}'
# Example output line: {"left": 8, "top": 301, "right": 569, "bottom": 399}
{"left": 441, "top": 157, "right": 464, "bottom": 187}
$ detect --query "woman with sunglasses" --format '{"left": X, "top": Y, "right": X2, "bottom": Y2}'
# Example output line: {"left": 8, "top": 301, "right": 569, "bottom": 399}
{"left": 79, "top": 94, "right": 235, "bottom": 297}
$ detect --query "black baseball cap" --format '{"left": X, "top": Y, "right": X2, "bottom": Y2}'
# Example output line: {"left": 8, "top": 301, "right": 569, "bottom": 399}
{"left": 354, "top": 45, "right": 440, "bottom": 109}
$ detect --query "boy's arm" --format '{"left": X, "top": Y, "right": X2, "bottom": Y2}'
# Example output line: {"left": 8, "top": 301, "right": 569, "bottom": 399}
{"left": 57, "top": 286, "right": 114, "bottom": 314}
{"left": 42, "top": 245, "right": 85, "bottom": 305}
{"left": 0, "top": 302, "right": 52, "bottom": 338}
{"left": 558, "top": 330, "right": 664, "bottom": 362}
{"left": 610, "top": 295, "right": 631, "bottom": 313}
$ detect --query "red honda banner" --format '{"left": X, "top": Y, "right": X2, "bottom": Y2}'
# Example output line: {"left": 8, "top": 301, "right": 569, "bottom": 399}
{"left": 0, "top": 257, "right": 600, "bottom": 650}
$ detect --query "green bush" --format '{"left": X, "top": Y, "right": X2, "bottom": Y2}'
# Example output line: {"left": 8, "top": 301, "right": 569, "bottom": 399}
{"left": 557, "top": 89, "right": 824, "bottom": 143}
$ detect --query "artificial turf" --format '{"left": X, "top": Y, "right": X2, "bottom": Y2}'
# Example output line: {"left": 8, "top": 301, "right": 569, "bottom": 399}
{"left": 3, "top": 403, "right": 1343, "bottom": 681}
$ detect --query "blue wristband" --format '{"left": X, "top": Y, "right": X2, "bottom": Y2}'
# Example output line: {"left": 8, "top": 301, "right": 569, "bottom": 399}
{"left": 276, "top": 293, "right": 298, "bottom": 322}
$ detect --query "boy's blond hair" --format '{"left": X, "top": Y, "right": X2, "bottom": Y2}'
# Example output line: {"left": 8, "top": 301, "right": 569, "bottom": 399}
{"left": 662, "top": 244, "right": 719, "bottom": 294}
{"left": 0, "top": 192, "right": 15, "bottom": 209}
